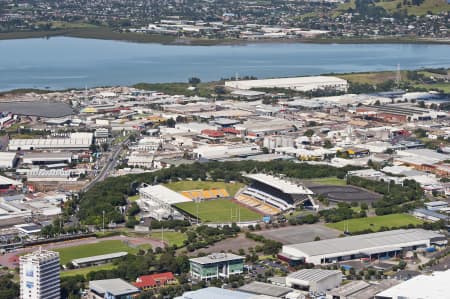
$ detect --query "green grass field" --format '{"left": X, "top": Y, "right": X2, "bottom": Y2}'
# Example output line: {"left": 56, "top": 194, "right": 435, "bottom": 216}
{"left": 326, "top": 214, "right": 423, "bottom": 233}
{"left": 55, "top": 240, "right": 138, "bottom": 265}
{"left": 164, "top": 180, "right": 245, "bottom": 197}
{"left": 336, "top": 0, "right": 448, "bottom": 16}
{"left": 306, "top": 177, "right": 347, "bottom": 186}
{"left": 128, "top": 195, "right": 140, "bottom": 202}
{"left": 175, "top": 199, "right": 261, "bottom": 223}
{"left": 149, "top": 231, "right": 187, "bottom": 247}
{"left": 61, "top": 263, "right": 117, "bottom": 278}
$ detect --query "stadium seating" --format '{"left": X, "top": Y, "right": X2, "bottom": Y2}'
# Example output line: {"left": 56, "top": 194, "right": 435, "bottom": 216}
{"left": 179, "top": 188, "right": 230, "bottom": 200}
{"left": 236, "top": 193, "right": 280, "bottom": 215}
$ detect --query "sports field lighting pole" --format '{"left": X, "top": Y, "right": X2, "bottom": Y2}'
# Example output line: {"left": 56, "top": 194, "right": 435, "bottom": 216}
{"left": 196, "top": 201, "right": 199, "bottom": 225}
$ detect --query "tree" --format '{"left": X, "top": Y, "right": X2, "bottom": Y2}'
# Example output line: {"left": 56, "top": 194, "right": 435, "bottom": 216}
{"left": 166, "top": 118, "right": 176, "bottom": 128}
{"left": 188, "top": 77, "right": 201, "bottom": 85}
{"left": 304, "top": 129, "right": 314, "bottom": 137}
{"left": 323, "top": 140, "right": 333, "bottom": 148}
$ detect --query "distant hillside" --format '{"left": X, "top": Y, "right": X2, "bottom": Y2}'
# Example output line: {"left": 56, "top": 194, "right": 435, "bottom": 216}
{"left": 337, "top": 0, "right": 449, "bottom": 16}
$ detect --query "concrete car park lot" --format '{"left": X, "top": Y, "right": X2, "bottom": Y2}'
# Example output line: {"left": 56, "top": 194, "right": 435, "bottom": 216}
{"left": 254, "top": 224, "right": 341, "bottom": 245}
{"left": 308, "top": 185, "right": 382, "bottom": 203}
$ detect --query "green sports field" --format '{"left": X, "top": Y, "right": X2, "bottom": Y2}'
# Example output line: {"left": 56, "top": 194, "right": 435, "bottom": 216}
{"left": 149, "top": 231, "right": 187, "bottom": 247}
{"left": 55, "top": 240, "right": 138, "bottom": 265}
{"left": 175, "top": 199, "right": 261, "bottom": 223}
{"left": 305, "top": 177, "right": 347, "bottom": 186}
{"left": 164, "top": 180, "right": 244, "bottom": 196}
{"left": 326, "top": 214, "right": 423, "bottom": 233}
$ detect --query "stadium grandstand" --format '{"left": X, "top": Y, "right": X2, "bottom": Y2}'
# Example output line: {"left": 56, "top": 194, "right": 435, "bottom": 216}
{"left": 137, "top": 184, "right": 191, "bottom": 220}
{"left": 236, "top": 173, "right": 314, "bottom": 215}
{"left": 180, "top": 189, "right": 229, "bottom": 200}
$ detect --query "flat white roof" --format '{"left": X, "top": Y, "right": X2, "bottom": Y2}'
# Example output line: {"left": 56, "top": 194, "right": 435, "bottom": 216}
{"left": 190, "top": 253, "right": 244, "bottom": 265}
{"left": 376, "top": 270, "right": 450, "bottom": 299}
{"left": 284, "top": 229, "right": 444, "bottom": 258}
{"left": 0, "top": 175, "right": 21, "bottom": 186}
{"left": 140, "top": 184, "right": 191, "bottom": 205}
{"left": 72, "top": 252, "right": 128, "bottom": 265}
{"left": 225, "top": 76, "right": 347, "bottom": 90}
{"left": 244, "top": 173, "right": 313, "bottom": 195}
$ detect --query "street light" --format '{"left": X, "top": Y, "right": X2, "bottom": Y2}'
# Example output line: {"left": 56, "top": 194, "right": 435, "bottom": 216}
{"left": 102, "top": 210, "right": 105, "bottom": 233}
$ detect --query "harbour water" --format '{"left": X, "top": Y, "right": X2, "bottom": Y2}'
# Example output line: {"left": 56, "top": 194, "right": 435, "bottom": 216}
{"left": 1, "top": 37, "right": 449, "bottom": 91}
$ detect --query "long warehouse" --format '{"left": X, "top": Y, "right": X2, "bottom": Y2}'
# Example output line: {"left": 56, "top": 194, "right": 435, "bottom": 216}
{"left": 280, "top": 229, "right": 446, "bottom": 265}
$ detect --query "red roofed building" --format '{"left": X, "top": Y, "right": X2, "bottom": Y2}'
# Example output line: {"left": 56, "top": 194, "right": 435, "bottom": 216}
{"left": 201, "top": 129, "right": 225, "bottom": 138}
{"left": 221, "top": 128, "right": 240, "bottom": 135}
{"left": 133, "top": 272, "right": 176, "bottom": 291}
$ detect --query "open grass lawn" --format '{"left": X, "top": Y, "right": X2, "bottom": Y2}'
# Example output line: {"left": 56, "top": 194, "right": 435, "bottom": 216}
{"left": 175, "top": 199, "right": 261, "bottom": 223}
{"left": 149, "top": 231, "right": 187, "bottom": 247}
{"left": 306, "top": 177, "right": 347, "bottom": 186}
{"left": 55, "top": 240, "right": 138, "bottom": 265}
{"left": 128, "top": 195, "right": 140, "bottom": 202}
{"left": 60, "top": 263, "right": 117, "bottom": 278}
{"left": 338, "top": 71, "right": 398, "bottom": 84}
{"left": 165, "top": 180, "right": 244, "bottom": 197}
{"left": 335, "top": 0, "right": 448, "bottom": 15}
{"left": 414, "top": 83, "right": 450, "bottom": 93}
{"left": 326, "top": 214, "right": 423, "bottom": 233}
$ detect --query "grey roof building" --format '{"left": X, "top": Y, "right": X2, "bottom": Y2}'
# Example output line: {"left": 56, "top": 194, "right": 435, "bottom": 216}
{"left": 282, "top": 229, "right": 447, "bottom": 264}
{"left": 286, "top": 269, "right": 342, "bottom": 293}
{"left": 88, "top": 278, "right": 140, "bottom": 299}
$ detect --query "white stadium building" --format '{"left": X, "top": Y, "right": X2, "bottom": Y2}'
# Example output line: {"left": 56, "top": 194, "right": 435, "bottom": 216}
{"left": 137, "top": 184, "right": 191, "bottom": 220}
{"left": 236, "top": 173, "right": 314, "bottom": 215}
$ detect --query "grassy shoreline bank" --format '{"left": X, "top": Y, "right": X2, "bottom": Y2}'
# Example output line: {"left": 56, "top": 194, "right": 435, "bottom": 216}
{"left": 0, "top": 28, "right": 449, "bottom": 46}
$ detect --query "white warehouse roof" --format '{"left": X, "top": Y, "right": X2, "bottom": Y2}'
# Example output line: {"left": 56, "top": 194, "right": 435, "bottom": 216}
{"left": 8, "top": 132, "right": 93, "bottom": 150}
{"left": 376, "top": 269, "right": 450, "bottom": 299}
{"left": 225, "top": 76, "right": 348, "bottom": 92}
{"left": 244, "top": 173, "right": 313, "bottom": 195}
{"left": 283, "top": 229, "right": 445, "bottom": 260}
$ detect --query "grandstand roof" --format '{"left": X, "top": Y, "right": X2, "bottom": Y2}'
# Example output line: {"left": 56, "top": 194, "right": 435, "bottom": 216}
{"left": 139, "top": 184, "right": 191, "bottom": 205}
{"left": 72, "top": 252, "right": 128, "bottom": 266}
{"left": 243, "top": 173, "right": 313, "bottom": 195}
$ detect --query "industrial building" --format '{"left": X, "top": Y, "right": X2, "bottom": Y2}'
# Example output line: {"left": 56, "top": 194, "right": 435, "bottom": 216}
{"left": 225, "top": 76, "right": 348, "bottom": 92}
{"left": 189, "top": 253, "right": 244, "bottom": 280}
{"left": 413, "top": 208, "right": 448, "bottom": 222}
{"left": 286, "top": 269, "right": 342, "bottom": 293}
{"left": 88, "top": 278, "right": 140, "bottom": 299}
{"left": 20, "top": 249, "right": 60, "bottom": 299}
{"left": 22, "top": 152, "right": 73, "bottom": 166}
{"left": 236, "top": 173, "right": 314, "bottom": 215}
{"left": 375, "top": 269, "right": 450, "bottom": 299}
{"left": 0, "top": 152, "right": 18, "bottom": 168}
{"left": 8, "top": 132, "right": 93, "bottom": 151}
{"left": 137, "top": 184, "right": 190, "bottom": 220}
{"left": 0, "top": 175, "right": 22, "bottom": 193}
{"left": 238, "top": 281, "right": 294, "bottom": 298}
{"left": 174, "top": 287, "right": 278, "bottom": 299}
{"left": 280, "top": 229, "right": 446, "bottom": 264}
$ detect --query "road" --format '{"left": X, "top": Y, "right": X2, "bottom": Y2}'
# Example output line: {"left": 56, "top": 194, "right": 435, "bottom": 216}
{"left": 81, "top": 139, "right": 129, "bottom": 192}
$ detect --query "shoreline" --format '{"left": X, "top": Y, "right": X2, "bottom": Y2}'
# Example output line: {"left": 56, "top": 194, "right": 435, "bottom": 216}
{"left": 0, "top": 28, "right": 449, "bottom": 46}
{"left": 1, "top": 67, "right": 449, "bottom": 96}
